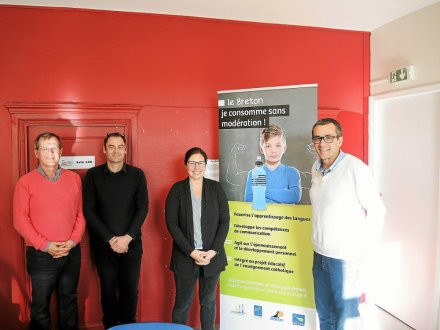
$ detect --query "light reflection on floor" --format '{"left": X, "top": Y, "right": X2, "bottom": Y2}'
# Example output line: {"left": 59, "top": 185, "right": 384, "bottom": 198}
{"left": 360, "top": 303, "right": 414, "bottom": 330}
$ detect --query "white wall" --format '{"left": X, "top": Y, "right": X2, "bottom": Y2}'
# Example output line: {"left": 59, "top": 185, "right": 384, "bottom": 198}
{"left": 370, "top": 1, "right": 440, "bottom": 95}
{"left": 370, "top": 2, "right": 440, "bottom": 329}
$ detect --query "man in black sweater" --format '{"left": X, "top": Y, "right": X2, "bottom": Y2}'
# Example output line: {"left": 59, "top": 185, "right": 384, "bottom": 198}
{"left": 83, "top": 132, "right": 148, "bottom": 329}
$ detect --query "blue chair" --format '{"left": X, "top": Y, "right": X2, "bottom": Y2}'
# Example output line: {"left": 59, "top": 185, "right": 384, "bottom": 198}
{"left": 108, "top": 322, "right": 193, "bottom": 330}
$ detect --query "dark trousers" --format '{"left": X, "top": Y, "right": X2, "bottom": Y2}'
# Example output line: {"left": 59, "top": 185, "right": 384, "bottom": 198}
{"left": 26, "top": 245, "right": 81, "bottom": 330}
{"left": 172, "top": 267, "right": 219, "bottom": 330}
{"left": 93, "top": 238, "right": 143, "bottom": 329}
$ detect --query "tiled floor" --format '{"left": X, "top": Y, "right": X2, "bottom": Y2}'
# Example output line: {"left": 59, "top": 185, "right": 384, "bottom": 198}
{"left": 194, "top": 303, "right": 414, "bottom": 330}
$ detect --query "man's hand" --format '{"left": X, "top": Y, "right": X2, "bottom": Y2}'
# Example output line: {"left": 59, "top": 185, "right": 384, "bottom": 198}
{"left": 48, "top": 241, "right": 74, "bottom": 258}
{"left": 109, "top": 235, "right": 132, "bottom": 253}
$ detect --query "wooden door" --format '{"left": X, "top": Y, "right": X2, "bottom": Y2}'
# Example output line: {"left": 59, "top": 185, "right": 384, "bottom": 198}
{"left": 6, "top": 103, "right": 140, "bottom": 329}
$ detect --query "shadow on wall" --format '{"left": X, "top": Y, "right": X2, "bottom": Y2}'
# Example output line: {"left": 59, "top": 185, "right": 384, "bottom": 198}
{"left": 0, "top": 261, "right": 27, "bottom": 329}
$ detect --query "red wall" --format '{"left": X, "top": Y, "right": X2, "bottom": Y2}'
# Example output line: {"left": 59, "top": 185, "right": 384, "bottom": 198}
{"left": 0, "top": 5, "right": 370, "bottom": 328}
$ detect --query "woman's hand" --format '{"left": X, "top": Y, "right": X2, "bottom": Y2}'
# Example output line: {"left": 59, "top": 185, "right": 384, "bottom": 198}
{"left": 190, "top": 250, "right": 217, "bottom": 266}
{"left": 190, "top": 250, "right": 208, "bottom": 265}
{"left": 203, "top": 250, "right": 217, "bottom": 263}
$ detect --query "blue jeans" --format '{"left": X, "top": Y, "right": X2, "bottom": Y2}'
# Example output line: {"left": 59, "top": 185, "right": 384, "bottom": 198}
{"left": 313, "top": 252, "right": 361, "bottom": 330}
{"left": 26, "top": 245, "right": 81, "bottom": 330}
{"left": 93, "top": 238, "right": 143, "bottom": 329}
{"left": 172, "top": 267, "right": 219, "bottom": 330}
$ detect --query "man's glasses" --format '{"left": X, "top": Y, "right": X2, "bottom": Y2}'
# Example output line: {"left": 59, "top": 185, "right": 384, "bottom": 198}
{"left": 312, "top": 135, "right": 339, "bottom": 144}
{"left": 187, "top": 161, "right": 206, "bottom": 168}
{"left": 39, "top": 147, "right": 60, "bottom": 154}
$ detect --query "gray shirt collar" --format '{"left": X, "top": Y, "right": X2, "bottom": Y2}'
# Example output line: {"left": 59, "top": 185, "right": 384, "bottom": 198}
{"left": 38, "top": 165, "right": 62, "bottom": 182}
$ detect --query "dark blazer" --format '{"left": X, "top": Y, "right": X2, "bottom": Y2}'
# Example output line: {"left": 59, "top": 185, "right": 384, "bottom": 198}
{"left": 165, "top": 177, "right": 230, "bottom": 278}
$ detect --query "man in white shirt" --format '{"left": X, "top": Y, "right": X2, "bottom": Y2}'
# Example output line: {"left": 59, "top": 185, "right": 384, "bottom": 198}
{"left": 309, "top": 118, "right": 385, "bottom": 330}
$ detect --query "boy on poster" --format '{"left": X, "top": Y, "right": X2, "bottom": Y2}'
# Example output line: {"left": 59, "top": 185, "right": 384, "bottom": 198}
{"left": 244, "top": 124, "right": 301, "bottom": 204}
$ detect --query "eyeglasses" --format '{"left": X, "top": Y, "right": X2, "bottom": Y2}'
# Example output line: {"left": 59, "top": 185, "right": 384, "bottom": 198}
{"left": 187, "top": 161, "right": 206, "bottom": 168}
{"left": 39, "top": 147, "right": 60, "bottom": 153}
{"left": 312, "top": 135, "right": 339, "bottom": 144}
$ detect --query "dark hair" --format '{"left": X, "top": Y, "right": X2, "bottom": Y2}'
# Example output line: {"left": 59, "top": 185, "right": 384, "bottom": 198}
{"left": 104, "top": 132, "right": 126, "bottom": 147}
{"left": 184, "top": 147, "right": 208, "bottom": 164}
{"left": 312, "top": 118, "right": 343, "bottom": 137}
{"left": 34, "top": 132, "right": 62, "bottom": 150}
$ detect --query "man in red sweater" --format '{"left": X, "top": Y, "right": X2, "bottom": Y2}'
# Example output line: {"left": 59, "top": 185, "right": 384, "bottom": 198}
{"left": 13, "top": 132, "right": 85, "bottom": 330}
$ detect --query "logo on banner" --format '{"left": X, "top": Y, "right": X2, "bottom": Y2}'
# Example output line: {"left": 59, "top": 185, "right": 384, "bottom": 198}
{"left": 253, "top": 305, "right": 262, "bottom": 317}
{"left": 292, "top": 313, "right": 306, "bottom": 326}
{"left": 231, "top": 303, "right": 245, "bottom": 315}
{"left": 270, "top": 310, "right": 284, "bottom": 322}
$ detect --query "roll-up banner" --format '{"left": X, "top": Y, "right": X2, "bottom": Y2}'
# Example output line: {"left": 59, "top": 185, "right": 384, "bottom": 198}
{"left": 218, "top": 85, "right": 317, "bottom": 329}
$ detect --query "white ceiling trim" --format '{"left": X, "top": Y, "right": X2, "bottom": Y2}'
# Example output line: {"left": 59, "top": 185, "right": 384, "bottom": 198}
{"left": 1, "top": 0, "right": 439, "bottom": 31}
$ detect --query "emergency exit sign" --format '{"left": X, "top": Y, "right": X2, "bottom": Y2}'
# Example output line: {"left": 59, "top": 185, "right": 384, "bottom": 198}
{"left": 390, "top": 65, "right": 415, "bottom": 83}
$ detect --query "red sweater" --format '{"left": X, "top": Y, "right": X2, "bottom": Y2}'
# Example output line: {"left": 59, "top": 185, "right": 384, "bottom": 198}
{"left": 13, "top": 168, "right": 85, "bottom": 251}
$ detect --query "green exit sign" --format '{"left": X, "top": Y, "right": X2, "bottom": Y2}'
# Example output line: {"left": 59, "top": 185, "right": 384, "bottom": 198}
{"left": 390, "top": 65, "right": 415, "bottom": 83}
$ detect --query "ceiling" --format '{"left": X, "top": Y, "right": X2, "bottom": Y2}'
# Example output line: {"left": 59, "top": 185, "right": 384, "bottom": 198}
{"left": 1, "top": 0, "right": 439, "bottom": 31}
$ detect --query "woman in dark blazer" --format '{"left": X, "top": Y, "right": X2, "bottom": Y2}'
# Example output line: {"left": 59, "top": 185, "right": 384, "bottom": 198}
{"left": 165, "top": 147, "right": 230, "bottom": 330}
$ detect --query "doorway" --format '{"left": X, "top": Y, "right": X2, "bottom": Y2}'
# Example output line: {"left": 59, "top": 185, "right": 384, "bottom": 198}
{"left": 369, "top": 84, "right": 440, "bottom": 330}
{"left": 7, "top": 103, "right": 140, "bottom": 329}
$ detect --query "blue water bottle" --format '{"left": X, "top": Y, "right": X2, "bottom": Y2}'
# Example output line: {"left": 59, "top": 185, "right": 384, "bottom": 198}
{"left": 251, "top": 156, "right": 267, "bottom": 210}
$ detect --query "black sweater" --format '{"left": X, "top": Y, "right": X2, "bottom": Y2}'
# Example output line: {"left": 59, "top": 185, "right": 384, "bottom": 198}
{"left": 165, "top": 177, "right": 230, "bottom": 277}
{"left": 83, "top": 163, "right": 148, "bottom": 243}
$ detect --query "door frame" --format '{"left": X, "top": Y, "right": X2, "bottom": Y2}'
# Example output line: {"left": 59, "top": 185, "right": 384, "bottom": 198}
{"left": 6, "top": 102, "right": 141, "bottom": 324}
{"left": 7, "top": 102, "right": 141, "bottom": 180}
